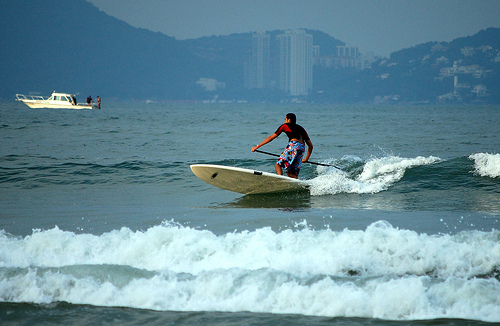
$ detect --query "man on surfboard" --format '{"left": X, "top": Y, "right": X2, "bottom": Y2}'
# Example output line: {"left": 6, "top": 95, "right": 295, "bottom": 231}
{"left": 252, "top": 113, "right": 313, "bottom": 179}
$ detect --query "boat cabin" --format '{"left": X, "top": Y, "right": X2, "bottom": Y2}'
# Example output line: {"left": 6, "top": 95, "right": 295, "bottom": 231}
{"left": 48, "top": 93, "right": 75, "bottom": 104}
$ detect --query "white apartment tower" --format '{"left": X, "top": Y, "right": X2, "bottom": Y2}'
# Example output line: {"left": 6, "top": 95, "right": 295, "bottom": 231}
{"left": 277, "top": 30, "right": 313, "bottom": 96}
{"left": 248, "top": 32, "right": 271, "bottom": 89}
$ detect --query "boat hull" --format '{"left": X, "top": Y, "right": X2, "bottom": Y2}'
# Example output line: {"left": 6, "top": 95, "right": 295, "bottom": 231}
{"left": 20, "top": 100, "right": 96, "bottom": 109}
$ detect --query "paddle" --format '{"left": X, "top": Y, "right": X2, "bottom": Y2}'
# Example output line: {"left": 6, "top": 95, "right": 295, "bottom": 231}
{"left": 254, "top": 149, "right": 343, "bottom": 171}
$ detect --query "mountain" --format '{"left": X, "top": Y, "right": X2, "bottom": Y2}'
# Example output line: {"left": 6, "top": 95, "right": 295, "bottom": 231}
{"left": 0, "top": 0, "right": 206, "bottom": 100}
{"left": 0, "top": 0, "right": 344, "bottom": 102}
{"left": 310, "top": 27, "right": 500, "bottom": 104}
{"left": 367, "top": 27, "right": 500, "bottom": 104}
{"left": 1, "top": 0, "right": 498, "bottom": 104}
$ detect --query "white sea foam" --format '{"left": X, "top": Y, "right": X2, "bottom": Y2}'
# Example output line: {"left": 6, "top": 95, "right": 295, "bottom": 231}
{"left": 2, "top": 265, "right": 499, "bottom": 321}
{"left": 1, "top": 220, "right": 497, "bottom": 278}
{"left": 0, "top": 221, "right": 499, "bottom": 321}
{"left": 470, "top": 153, "right": 500, "bottom": 178}
{"left": 308, "top": 155, "right": 441, "bottom": 196}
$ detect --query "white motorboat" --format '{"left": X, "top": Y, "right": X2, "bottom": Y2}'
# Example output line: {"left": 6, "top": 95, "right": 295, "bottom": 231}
{"left": 16, "top": 92, "right": 99, "bottom": 109}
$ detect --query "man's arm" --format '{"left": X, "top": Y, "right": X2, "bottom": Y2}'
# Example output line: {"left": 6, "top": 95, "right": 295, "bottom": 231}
{"left": 252, "top": 133, "right": 279, "bottom": 152}
{"left": 302, "top": 139, "right": 313, "bottom": 162}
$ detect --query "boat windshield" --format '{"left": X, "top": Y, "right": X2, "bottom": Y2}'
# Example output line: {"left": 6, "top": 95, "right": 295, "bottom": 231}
{"left": 52, "top": 95, "right": 71, "bottom": 102}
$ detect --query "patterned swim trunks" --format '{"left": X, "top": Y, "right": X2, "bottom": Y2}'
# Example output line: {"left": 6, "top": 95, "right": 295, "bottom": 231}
{"left": 277, "top": 141, "right": 305, "bottom": 175}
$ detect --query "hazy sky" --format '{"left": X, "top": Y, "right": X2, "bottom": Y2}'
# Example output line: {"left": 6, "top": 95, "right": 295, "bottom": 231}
{"left": 88, "top": 0, "right": 500, "bottom": 57}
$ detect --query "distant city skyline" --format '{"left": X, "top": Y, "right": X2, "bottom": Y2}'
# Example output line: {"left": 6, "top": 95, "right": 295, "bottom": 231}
{"left": 88, "top": 0, "right": 500, "bottom": 57}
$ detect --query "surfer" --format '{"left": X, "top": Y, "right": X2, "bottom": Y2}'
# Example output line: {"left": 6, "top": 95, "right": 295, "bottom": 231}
{"left": 252, "top": 113, "right": 313, "bottom": 179}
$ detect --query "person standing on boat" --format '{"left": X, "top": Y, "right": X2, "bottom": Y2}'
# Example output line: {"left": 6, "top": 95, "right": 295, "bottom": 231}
{"left": 251, "top": 113, "right": 313, "bottom": 179}
{"left": 72, "top": 96, "right": 77, "bottom": 105}
{"left": 86, "top": 96, "right": 93, "bottom": 105}
{"left": 97, "top": 96, "right": 101, "bottom": 109}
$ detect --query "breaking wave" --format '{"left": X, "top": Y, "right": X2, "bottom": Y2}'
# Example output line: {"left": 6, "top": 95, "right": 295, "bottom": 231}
{"left": 308, "top": 155, "right": 441, "bottom": 196}
{"left": 0, "top": 221, "right": 499, "bottom": 322}
{"left": 470, "top": 152, "right": 500, "bottom": 178}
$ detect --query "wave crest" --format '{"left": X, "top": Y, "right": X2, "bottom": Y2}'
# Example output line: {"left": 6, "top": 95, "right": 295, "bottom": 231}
{"left": 308, "top": 155, "right": 441, "bottom": 196}
{"left": 470, "top": 153, "right": 500, "bottom": 178}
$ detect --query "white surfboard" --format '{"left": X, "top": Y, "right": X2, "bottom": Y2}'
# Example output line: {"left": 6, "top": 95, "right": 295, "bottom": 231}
{"left": 190, "top": 164, "right": 309, "bottom": 195}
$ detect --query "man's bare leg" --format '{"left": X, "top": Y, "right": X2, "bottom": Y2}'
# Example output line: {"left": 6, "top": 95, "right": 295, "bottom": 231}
{"left": 275, "top": 163, "right": 283, "bottom": 175}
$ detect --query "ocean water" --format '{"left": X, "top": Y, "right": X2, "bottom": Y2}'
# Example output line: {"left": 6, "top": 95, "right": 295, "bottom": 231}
{"left": 0, "top": 101, "right": 499, "bottom": 325}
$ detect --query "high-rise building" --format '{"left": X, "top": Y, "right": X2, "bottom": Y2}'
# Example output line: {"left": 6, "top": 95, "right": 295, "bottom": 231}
{"left": 337, "top": 46, "right": 359, "bottom": 68}
{"left": 247, "top": 32, "right": 271, "bottom": 89}
{"left": 277, "top": 30, "right": 313, "bottom": 96}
